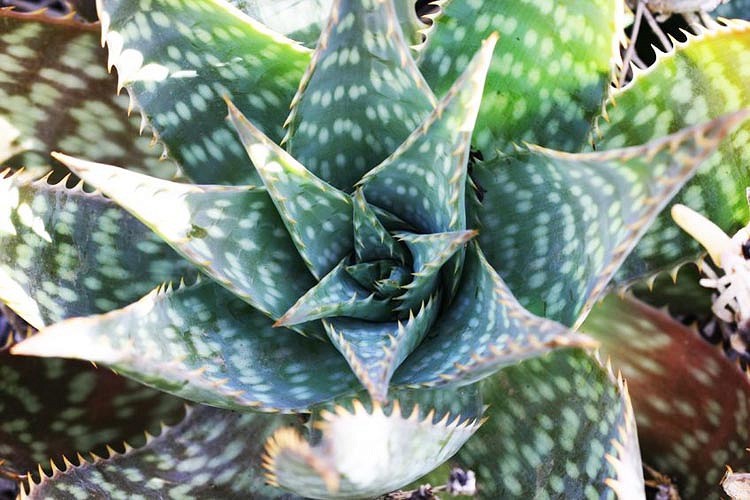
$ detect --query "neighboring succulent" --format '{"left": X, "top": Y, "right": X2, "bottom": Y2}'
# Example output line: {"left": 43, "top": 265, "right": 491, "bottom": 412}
{"left": 2, "top": 0, "right": 750, "bottom": 498}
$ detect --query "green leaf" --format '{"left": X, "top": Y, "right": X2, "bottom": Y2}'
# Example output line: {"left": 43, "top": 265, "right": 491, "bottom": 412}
{"left": 282, "top": 0, "right": 436, "bottom": 192}
{"left": 11, "top": 279, "right": 360, "bottom": 412}
{"left": 581, "top": 294, "right": 750, "bottom": 498}
{"left": 394, "top": 243, "right": 593, "bottom": 388}
{"left": 264, "top": 396, "right": 482, "bottom": 498}
{"left": 596, "top": 22, "right": 750, "bottom": 284}
{"left": 0, "top": 10, "right": 178, "bottom": 181}
{"left": 452, "top": 350, "right": 644, "bottom": 498}
{"left": 97, "top": 0, "right": 311, "bottom": 184}
{"left": 715, "top": 0, "right": 750, "bottom": 19}
{"left": 229, "top": 0, "right": 332, "bottom": 47}
{"left": 419, "top": 0, "right": 619, "bottom": 155}
{"left": 227, "top": 101, "right": 353, "bottom": 280}
{"left": 0, "top": 170, "right": 193, "bottom": 329}
{"left": 23, "top": 404, "right": 298, "bottom": 499}
{"left": 0, "top": 353, "right": 185, "bottom": 482}
{"left": 474, "top": 111, "right": 749, "bottom": 327}
{"left": 51, "top": 153, "right": 317, "bottom": 329}
{"left": 359, "top": 33, "right": 496, "bottom": 234}
{"left": 352, "top": 188, "right": 406, "bottom": 264}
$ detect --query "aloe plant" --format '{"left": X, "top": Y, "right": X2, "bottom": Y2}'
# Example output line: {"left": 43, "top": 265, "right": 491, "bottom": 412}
{"left": 2, "top": 0, "right": 750, "bottom": 498}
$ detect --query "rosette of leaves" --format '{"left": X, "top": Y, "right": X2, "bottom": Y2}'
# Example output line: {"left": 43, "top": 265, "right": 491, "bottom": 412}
{"left": 2, "top": 0, "right": 750, "bottom": 498}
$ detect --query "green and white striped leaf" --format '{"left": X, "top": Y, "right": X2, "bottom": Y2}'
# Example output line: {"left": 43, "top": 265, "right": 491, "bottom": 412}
{"left": 596, "top": 22, "right": 750, "bottom": 284}
{"left": 283, "top": 0, "right": 436, "bottom": 192}
{"left": 0, "top": 170, "right": 193, "bottom": 329}
{"left": 581, "top": 294, "right": 750, "bottom": 498}
{"left": 451, "top": 350, "right": 644, "bottom": 499}
{"left": 0, "top": 10, "right": 178, "bottom": 181}
{"left": 359, "top": 33, "right": 495, "bottom": 234}
{"left": 97, "top": 0, "right": 310, "bottom": 184}
{"left": 264, "top": 396, "right": 482, "bottom": 498}
{"left": 475, "top": 111, "right": 748, "bottom": 327}
{"left": 394, "top": 243, "right": 593, "bottom": 388}
{"left": 419, "top": 0, "right": 619, "bottom": 155}
{"left": 0, "top": 354, "right": 185, "bottom": 484}
{"left": 228, "top": 101, "right": 353, "bottom": 280}
{"left": 51, "top": 153, "right": 317, "bottom": 328}
{"left": 22, "top": 405, "right": 298, "bottom": 499}
{"left": 12, "top": 279, "right": 360, "bottom": 412}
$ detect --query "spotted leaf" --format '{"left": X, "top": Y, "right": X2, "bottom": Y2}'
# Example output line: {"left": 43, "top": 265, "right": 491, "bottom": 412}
{"left": 449, "top": 350, "right": 644, "bottom": 498}
{"left": 51, "top": 153, "right": 317, "bottom": 329}
{"left": 0, "top": 169, "right": 193, "bottom": 329}
{"left": 394, "top": 243, "right": 594, "bottom": 388}
{"left": 0, "top": 9, "right": 178, "bottom": 181}
{"left": 581, "top": 294, "right": 750, "bottom": 498}
{"left": 227, "top": 100, "right": 353, "bottom": 280}
{"left": 22, "top": 404, "right": 298, "bottom": 499}
{"left": 597, "top": 21, "right": 750, "bottom": 285}
{"left": 282, "top": 0, "right": 436, "bottom": 192}
{"left": 474, "top": 110, "right": 749, "bottom": 327}
{"left": 264, "top": 396, "right": 482, "bottom": 498}
{"left": 0, "top": 353, "right": 185, "bottom": 485}
{"left": 418, "top": 0, "right": 620, "bottom": 155}
{"left": 11, "top": 279, "right": 360, "bottom": 412}
{"left": 97, "top": 0, "right": 311, "bottom": 184}
{"left": 352, "top": 188, "right": 406, "bottom": 263}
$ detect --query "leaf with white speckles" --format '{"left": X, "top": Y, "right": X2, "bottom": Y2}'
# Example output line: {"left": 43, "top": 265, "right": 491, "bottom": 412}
{"left": 97, "top": 0, "right": 311, "bottom": 185}
{"left": 283, "top": 0, "right": 436, "bottom": 192}
{"left": 51, "top": 153, "right": 319, "bottom": 331}
{"left": 475, "top": 111, "right": 749, "bottom": 327}
{"left": 12, "top": 279, "right": 360, "bottom": 412}
{"left": 227, "top": 100, "right": 353, "bottom": 280}
{"left": 419, "top": 0, "right": 619, "bottom": 156}
{"left": 597, "top": 22, "right": 750, "bottom": 285}
{"left": 394, "top": 243, "right": 593, "bottom": 388}
{"left": 0, "top": 353, "right": 185, "bottom": 487}
{"left": 451, "top": 350, "right": 644, "bottom": 499}
{"left": 352, "top": 188, "right": 407, "bottom": 263}
{"left": 581, "top": 294, "right": 750, "bottom": 498}
{"left": 264, "top": 394, "right": 482, "bottom": 498}
{"left": 0, "top": 170, "right": 194, "bottom": 329}
{"left": 23, "top": 404, "right": 300, "bottom": 499}
{"left": 0, "top": 10, "right": 179, "bottom": 182}
{"left": 359, "top": 33, "right": 496, "bottom": 234}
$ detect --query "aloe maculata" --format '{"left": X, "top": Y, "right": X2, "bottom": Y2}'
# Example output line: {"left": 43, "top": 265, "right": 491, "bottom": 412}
{"left": 1, "top": 0, "right": 750, "bottom": 498}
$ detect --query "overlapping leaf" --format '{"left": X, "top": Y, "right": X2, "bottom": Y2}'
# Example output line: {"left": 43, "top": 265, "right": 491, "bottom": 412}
{"left": 97, "top": 0, "right": 311, "bottom": 184}
{"left": 12, "top": 279, "right": 360, "bottom": 412}
{"left": 0, "top": 169, "right": 193, "bottom": 329}
{"left": 581, "top": 294, "right": 750, "bottom": 497}
{"left": 418, "top": 0, "right": 620, "bottom": 155}
{"left": 474, "top": 111, "right": 748, "bottom": 326}
{"left": 0, "top": 10, "right": 177, "bottom": 181}
{"left": 596, "top": 21, "right": 750, "bottom": 284}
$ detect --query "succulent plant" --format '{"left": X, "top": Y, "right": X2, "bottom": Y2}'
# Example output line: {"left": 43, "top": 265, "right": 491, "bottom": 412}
{"left": 2, "top": 0, "right": 750, "bottom": 498}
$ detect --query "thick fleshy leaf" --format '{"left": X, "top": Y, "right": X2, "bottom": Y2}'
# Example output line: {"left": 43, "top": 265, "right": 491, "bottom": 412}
{"left": 352, "top": 188, "right": 406, "bottom": 263}
{"left": 451, "top": 350, "right": 644, "bottom": 498}
{"left": 51, "top": 153, "right": 316, "bottom": 326}
{"left": 475, "top": 110, "right": 749, "bottom": 327}
{"left": 264, "top": 397, "right": 482, "bottom": 498}
{"left": 323, "top": 295, "right": 439, "bottom": 402}
{"left": 97, "top": 0, "right": 310, "bottom": 184}
{"left": 359, "top": 33, "right": 496, "bottom": 234}
{"left": 283, "top": 0, "right": 436, "bottom": 192}
{"left": 596, "top": 22, "right": 750, "bottom": 284}
{"left": 0, "top": 169, "right": 193, "bottom": 328}
{"left": 419, "top": 0, "right": 619, "bottom": 155}
{"left": 0, "top": 353, "right": 185, "bottom": 481}
{"left": 22, "top": 405, "right": 298, "bottom": 499}
{"left": 581, "top": 294, "right": 750, "bottom": 498}
{"left": 0, "top": 10, "right": 178, "bottom": 180}
{"left": 227, "top": 101, "right": 353, "bottom": 279}
{"left": 12, "top": 279, "right": 360, "bottom": 412}
{"left": 394, "top": 243, "right": 594, "bottom": 388}
{"left": 394, "top": 229, "right": 476, "bottom": 312}
{"left": 276, "top": 259, "right": 391, "bottom": 326}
